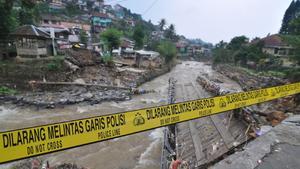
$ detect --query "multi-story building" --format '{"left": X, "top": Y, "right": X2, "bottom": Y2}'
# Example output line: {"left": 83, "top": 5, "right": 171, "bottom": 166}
{"left": 91, "top": 13, "right": 112, "bottom": 33}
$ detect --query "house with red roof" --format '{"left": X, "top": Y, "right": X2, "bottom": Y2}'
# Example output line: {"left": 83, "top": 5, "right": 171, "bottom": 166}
{"left": 261, "top": 34, "right": 294, "bottom": 57}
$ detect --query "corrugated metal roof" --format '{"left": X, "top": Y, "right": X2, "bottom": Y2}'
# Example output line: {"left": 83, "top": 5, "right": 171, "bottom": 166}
{"left": 11, "top": 25, "right": 51, "bottom": 39}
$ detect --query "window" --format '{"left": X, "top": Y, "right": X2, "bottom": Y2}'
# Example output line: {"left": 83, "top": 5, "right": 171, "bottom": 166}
{"left": 278, "top": 49, "right": 286, "bottom": 55}
{"left": 44, "top": 20, "right": 49, "bottom": 24}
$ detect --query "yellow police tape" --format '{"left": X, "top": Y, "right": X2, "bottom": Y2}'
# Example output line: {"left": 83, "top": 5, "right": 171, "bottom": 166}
{"left": 1, "top": 82, "right": 300, "bottom": 164}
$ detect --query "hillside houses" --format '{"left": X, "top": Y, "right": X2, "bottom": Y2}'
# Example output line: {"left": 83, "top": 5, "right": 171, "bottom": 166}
{"left": 48, "top": 0, "right": 66, "bottom": 11}
{"left": 1, "top": 1, "right": 157, "bottom": 61}
{"left": 91, "top": 13, "right": 112, "bottom": 33}
{"left": 176, "top": 39, "right": 211, "bottom": 58}
{"left": 114, "top": 4, "right": 126, "bottom": 19}
{"left": 38, "top": 14, "right": 91, "bottom": 49}
{"left": 40, "top": 14, "right": 91, "bottom": 32}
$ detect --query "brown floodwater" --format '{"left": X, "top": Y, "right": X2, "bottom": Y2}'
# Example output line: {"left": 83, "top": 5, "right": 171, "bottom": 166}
{"left": 0, "top": 61, "right": 241, "bottom": 169}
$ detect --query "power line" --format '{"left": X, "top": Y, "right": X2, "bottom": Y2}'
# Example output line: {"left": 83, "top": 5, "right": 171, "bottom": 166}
{"left": 142, "top": 0, "right": 159, "bottom": 15}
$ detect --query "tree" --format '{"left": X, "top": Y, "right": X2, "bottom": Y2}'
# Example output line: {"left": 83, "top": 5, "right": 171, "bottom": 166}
{"left": 0, "top": 0, "right": 19, "bottom": 40}
{"left": 212, "top": 43, "right": 233, "bottom": 64}
{"left": 280, "top": 0, "right": 296, "bottom": 34}
{"left": 19, "top": 4, "right": 36, "bottom": 25}
{"left": 228, "top": 36, "right": 249, "bottom": 51}
{"left": 34, "top": 2, "right": 50, "bottom": 17}
{"left": 100, "top": 28, "right": 122, "bottom": 55}
{"left": 215, "top": 40, "right": 227, "bottom": 48}
{"left": 146, "top": 39, "right": 160, "bottom": 51}
{"left": 165, "top": 24, "right": 176, "bottom": 41}
{"left": 65, "top": 3, "right": 82, "bottom": 17}
{"left": 80, "top": 30, "right": 88, "bottom": 45}
{"left": 132, "top": 24, "right": 145, "bottom": 49}
{"left": 281, "top": 35, "right": 300, "bottom": 65}
{"left": 157, "top": 40, "right": 177, "bottom": 63}
{"left": 233, "top": 48, "right": 248, "bottom": 65}
{"left": 288, "top": 17, "right": 300, "bottom": 35}
{"left": 280, "top": 0, "right": 300, "bottom": 34}
{"left": 158, "top": 18, "right": 166, "bottom": 31}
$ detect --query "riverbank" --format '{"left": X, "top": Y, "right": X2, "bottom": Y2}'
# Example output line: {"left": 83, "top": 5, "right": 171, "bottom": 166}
{"left": 213, "top": 64, "right": 300, "bottom": 122}
{"left": 0, "top": 58, "right": 171, "bottom": 108}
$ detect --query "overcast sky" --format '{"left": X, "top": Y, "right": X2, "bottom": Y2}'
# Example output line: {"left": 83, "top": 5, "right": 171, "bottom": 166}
{"left": 108, "top": 0, "right": 293, "bottom": 44}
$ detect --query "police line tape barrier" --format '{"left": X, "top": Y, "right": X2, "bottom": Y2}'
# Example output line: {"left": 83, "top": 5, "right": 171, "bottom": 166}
{"left": 1, "top": 82, "right": 300, "bottom": 164}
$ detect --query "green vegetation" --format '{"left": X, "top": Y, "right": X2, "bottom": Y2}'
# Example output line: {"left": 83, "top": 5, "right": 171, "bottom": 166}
{"left": 164, "top": 24, "right": 177, "bottom": 41}
{"left": 280, "top": 0, "right": 300, "bottom": 34}
{"left": 0, "top": 0, "right": 50, "bottom": 40}
{"left": 0, "top": 86, "right": 17, "bottom": 95}
{"left": 281, "top": 35, "right": 300, "bottom": 65}
{"left": 80, "top": 30, "right": 88, "bottom": 45}
{"left": 101, "top": 28, "right": 122, "bottom": 55}
{"left": 288, "top": 17, "right": 300, "bottom": 34}
{"left": 212, "top": 45, "right": 233, "bottom": 64}
{"left": 132, "top": 24, "right": 145, "bottom": 49}
{"left": 212, "top": 0, "right": 300, "bottom": 81}
{"left": 65, "top": 3, "right": 83, "bottom": 17}
{"left": 0, "top": 0, "right": 19, "bottom": 40}
{"left": 212, "top": 35, "right": 289, "bottom": 80}
{"left": 213, "top": 35, "right": 272, "bottom": 67}
{"left": 277, "top": 1, "right": 300, "bottom": 82}
{"left": 157, "top": 40, "right": 177, "bottom": 63}
{"left": 46, "top": 56, "right": 64, "bottom": 71}
{"left": 0, "top": 0, "right": 87, "bottom": 41}
{"left": 239, "top": 66, "right": 287, "bottom": 78}
{"left": 102, "top": 53, "right": 114, "bottom": 65}
{"left": 159, "top": 18, "right": 166, "bottom": 31}
{"left": 111, "top": 20, "right": 133, "bottom": 38}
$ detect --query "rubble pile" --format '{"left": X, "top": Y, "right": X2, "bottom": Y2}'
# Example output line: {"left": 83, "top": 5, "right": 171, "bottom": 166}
{"left": 214, "top": 64, "right": 284, "bottom": 90}
{"left": 196, "top": 74, "right": 293, "bottom": 139}
{"left": 54, "top": 163, "right": 86, "bottom": 169}
{"left": 71, "top": 66, "right": 120, "bottom": 86}
{"left": 214, "top": 64, "right": 300, "bottom": 115}
{"left": 10, "top": 159, "right": 87, "bottom": 169}
{"left": 65, "top": 49, "right": 100, "bottom": 67}
{"left": 0, "top": 58, "right": 169, "bottom": 108}
{"left": 197, "top": 76, "right": 222, "bottom": 96}
{"left": 70, "top": 65, "right": 169, "bottom": 88}
{"left": 0, "top": 86, "right": 130, "bottom": 108}
{"left": 10, "top": 159, "right": 33, "bottom": 169}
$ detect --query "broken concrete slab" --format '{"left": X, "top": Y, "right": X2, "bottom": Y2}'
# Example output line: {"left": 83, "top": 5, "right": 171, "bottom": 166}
{"left": 211, "top": 115, "right": 300, "bottom": 169}
{"left": 256, "top": 143, "right": 300, "bottom": 169}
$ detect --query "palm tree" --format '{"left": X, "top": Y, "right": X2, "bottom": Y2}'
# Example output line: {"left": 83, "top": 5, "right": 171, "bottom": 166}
{"left": 169, "top": 24, "right": 175, "bottom": 33}
{"left": 165, "top": 24, "right": 176, "bottom": 40}
{"left": 159, "top": 18, "right": 166, "bottom": 31}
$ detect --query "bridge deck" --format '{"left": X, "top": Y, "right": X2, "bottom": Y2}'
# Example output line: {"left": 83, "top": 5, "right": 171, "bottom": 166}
{"left": 175, "top": 82, "right": 248, "bottom": 168}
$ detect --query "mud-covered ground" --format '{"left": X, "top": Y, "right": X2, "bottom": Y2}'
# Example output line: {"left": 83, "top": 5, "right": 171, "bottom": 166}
{"left": 0, "top": 62, "right": 170, "bottom": 108}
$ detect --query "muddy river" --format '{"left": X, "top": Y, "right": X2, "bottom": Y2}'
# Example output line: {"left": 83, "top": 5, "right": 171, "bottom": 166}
{"left": 0, "top": 61, "right": 241, "bottom": 169}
